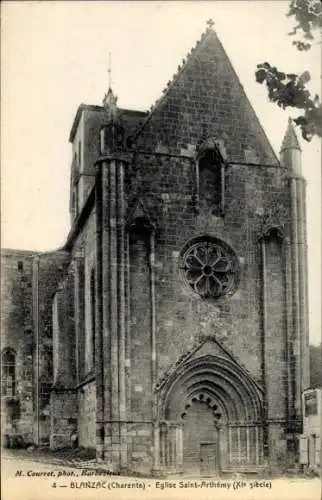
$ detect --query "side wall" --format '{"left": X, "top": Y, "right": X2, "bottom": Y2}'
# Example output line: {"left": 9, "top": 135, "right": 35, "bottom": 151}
{"left": 33, "top": 251, "right": 70, "bottom": 445}
{"left": 1, "top": 249, "right": 70, "bottom": 446}
{"left": 1, "top": 250, "right": 34, "bottom": 444}
{"left": 72, "top": 209, "right": 97, "bottom": 449}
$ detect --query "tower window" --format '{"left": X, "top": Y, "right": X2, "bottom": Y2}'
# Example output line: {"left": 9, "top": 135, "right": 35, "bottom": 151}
{"left": 78, "top": 141, "right": 82, "bottom": 168}
{"left": 199, "top": 150, "right": 221, "bottom": 208}
{"left": 196, "top": 141, "right": 226, "bottom": 216}
{"left": 17, "top": 261, "right": 23, "bottom": 271}
{"left": 73, "top": 152, "right": 78, "bottom": 174}
{"left": 2, "top": 348, "right": 16, "bottom": 397}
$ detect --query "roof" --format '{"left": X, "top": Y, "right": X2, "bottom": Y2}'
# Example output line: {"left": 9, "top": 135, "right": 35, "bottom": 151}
{"left": 69, "top": 104, "right": 147, "bottom": 143}
{"left": 132, "top": 28, "right": 213, "bottom": 140}
{"left": 280, "top": 117, "right": 301, "bottom": 152}
{"left": 69, "top": 23, "right": 278, "bottom": 164}
{"left": 1, "top": 248, "right": 37, "bottom": 258}
{"left": 131, "top": 25, "right": 279, "bottom": 164}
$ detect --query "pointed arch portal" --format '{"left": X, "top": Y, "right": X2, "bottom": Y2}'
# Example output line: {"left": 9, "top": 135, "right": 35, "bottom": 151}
{"left": 157, "top": 355, "right": 264, "bottom": 475}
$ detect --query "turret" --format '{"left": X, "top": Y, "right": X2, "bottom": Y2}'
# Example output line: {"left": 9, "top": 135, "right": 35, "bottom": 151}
{"left": 280, "top": 118, "right": 309, "bottom": 443}
{"left": 280, "top": 117, "right": 302, "bottom": 176}
{"left": 100, "top": 87, "right": 125, "bottom": 154}
{"left": 95, "top": 83, "right": 129, "bottom": 467}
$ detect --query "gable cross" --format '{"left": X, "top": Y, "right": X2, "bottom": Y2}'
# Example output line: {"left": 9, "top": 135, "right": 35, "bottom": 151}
{"left": 206, "top": 18, "right": 214, "bottom": 29}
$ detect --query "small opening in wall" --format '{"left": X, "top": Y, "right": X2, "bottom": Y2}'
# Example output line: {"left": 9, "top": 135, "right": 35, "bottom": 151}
{"left": 17, "top": 261, "right": 23, "bottom": 271}
{"left": 78, "top": 141, "right": 82, "bottom": 167}
{"left": 2, "top": 348, "right": 16, "bottom": 397}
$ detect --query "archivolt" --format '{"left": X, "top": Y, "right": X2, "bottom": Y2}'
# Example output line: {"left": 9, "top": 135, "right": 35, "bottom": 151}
{"left": 160, "top": 355, "right": 263, "bottom": 424}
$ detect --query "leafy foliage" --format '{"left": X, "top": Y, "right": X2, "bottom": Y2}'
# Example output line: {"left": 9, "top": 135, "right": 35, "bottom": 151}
{"left": 255, "top": 0, "right": 322, "bottom": 141}
{"left": 287, "top": 0, "right": 322, "bottom": 50}
{"left": 255, "top": 62, "right": 322, "bottom": 141}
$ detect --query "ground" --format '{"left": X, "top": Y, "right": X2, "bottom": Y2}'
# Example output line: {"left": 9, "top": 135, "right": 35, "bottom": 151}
{"left": 1, "top": 450, "right": 321, "bottom": 500}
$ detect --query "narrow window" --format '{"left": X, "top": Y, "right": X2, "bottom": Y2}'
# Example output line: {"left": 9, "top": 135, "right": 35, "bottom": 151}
{"left": 198, "top": 148, "right": 224, "bottom": 216}
{"left": 72, "top": 191, "right": 76, "bottom": 217}
{"left": 39, "top": 379, "right": 51, "bottom": 410}
{"left": 71, "top": 189, "right": 78, "bottom": 219}
{"left": 78, "top": 141, "right": 82, "bottom": 168}
{"left": 2, "top": 348, "right": 16, "bottom": 397}
{"left": 17, "top": 261, "right": 23, "bottom": 272}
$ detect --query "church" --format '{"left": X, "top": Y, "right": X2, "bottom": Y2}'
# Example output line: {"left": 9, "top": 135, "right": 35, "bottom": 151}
{"left": 1, "top": 22, "right": 310, "bottom": 476}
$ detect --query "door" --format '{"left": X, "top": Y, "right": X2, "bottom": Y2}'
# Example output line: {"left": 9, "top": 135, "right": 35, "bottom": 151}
{"left": 183, "top": 400, "right": 220, "bottom": 475}
{"left": 200, "top": 443, "right": 218, "bottom": 476}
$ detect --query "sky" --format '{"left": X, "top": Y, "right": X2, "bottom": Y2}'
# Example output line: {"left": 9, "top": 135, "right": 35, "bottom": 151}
{"left": 1, "top": 1, "right": 321, "bottom": 344}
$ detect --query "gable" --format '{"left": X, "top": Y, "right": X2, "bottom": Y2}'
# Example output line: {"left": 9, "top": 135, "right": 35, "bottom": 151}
{"left": 135, "top": 29, "right": 278, "bottom": 165}
{"left": 189, "top": 337, "right": 235, "bottom": 363}
{"left": 156, "top": 336, "right": 263, "bottom": 395}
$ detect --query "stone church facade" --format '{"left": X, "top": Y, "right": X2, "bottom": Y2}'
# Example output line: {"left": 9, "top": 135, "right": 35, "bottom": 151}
{"left": 1, "top": 24, "right": 310, "bottom": 476}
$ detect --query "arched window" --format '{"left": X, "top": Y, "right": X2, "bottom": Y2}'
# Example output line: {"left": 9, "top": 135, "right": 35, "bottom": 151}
{"left": 90, "top": 268, "right": 96, "bottom": 368}
{"left": 199, "top": 150, "right": 221, "bottom": 209}
{"left": 2, "top": 348, "right": 16, "bottom": 397}
{"left": 196, "top": 139, "right": 226, "bottom": 216}
{"left": 39, "top": 379, "right": 51, "bottom": 410}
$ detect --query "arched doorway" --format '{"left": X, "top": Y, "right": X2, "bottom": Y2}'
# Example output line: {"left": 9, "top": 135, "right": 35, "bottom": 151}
{"left": 158, "top": 354, "right": 263, "bottom": 475}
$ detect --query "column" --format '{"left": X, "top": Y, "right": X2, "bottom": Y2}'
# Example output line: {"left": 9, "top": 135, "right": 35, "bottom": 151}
{"left": 95, "top": 163, "right": 104, "bottom": 460}
{"left": 297, "top": 179, "right": 309, "bottom": 391}
{"left": 73, "top": 253, "right": 85, "bottom": 384}
{"left": 109, "top": 160, "right": 120, "bottom": 464}
{"left": 260, "top": 239, "right": 269, "bottom": 459}
{"left": 290, "top": 177, "right": 301, "bottom": 420}
{"left": 118, "top": 160, "right": 127, "bottom": 470}
{"left": 246, "top": 426, "right": 250, "bottom": 463}
{"left": 101, "top": 157, "right": 111, "bottom": 454}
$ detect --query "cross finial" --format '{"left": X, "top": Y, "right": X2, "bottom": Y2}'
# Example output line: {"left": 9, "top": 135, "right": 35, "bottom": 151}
{"left": 206, "top": 18, "right": 214, "bottom": 29}
{"left": 108, "top": 52, "right": 112, "bottom": 89}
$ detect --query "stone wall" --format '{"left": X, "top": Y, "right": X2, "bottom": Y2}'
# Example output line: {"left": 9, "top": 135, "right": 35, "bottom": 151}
{"left": 33, "top": 251, "right": 70, "bottom": 444}
{"left": 128, "top": 423, "right": 153, "bottom": 475}
{"left": 1, "top": 248, "right": 70, "bottom": 446}
{"left": 135, "top": 29, "right": 278, "bottom": 165}
{"left": 50, "top": 264, "right": 77, "bottom": 449}
{"left": 50, "top": 391, "right": 77, "bottom": 449}
{"left": 1, "top": 250, "right": 34, "bottom": 443}
{"left": 78, "top": 380, "right": 96, "bottom": 449}
{"left": 127, "top": 153, "right": 290, "bottom": 386}
{"left": 70, "top": 210, "right": 97, "bottom": 450}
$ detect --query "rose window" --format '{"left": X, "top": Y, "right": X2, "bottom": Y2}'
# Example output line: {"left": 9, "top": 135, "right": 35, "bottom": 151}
{"left": 180, "top": 238, "right": 239, "bottom": 298}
